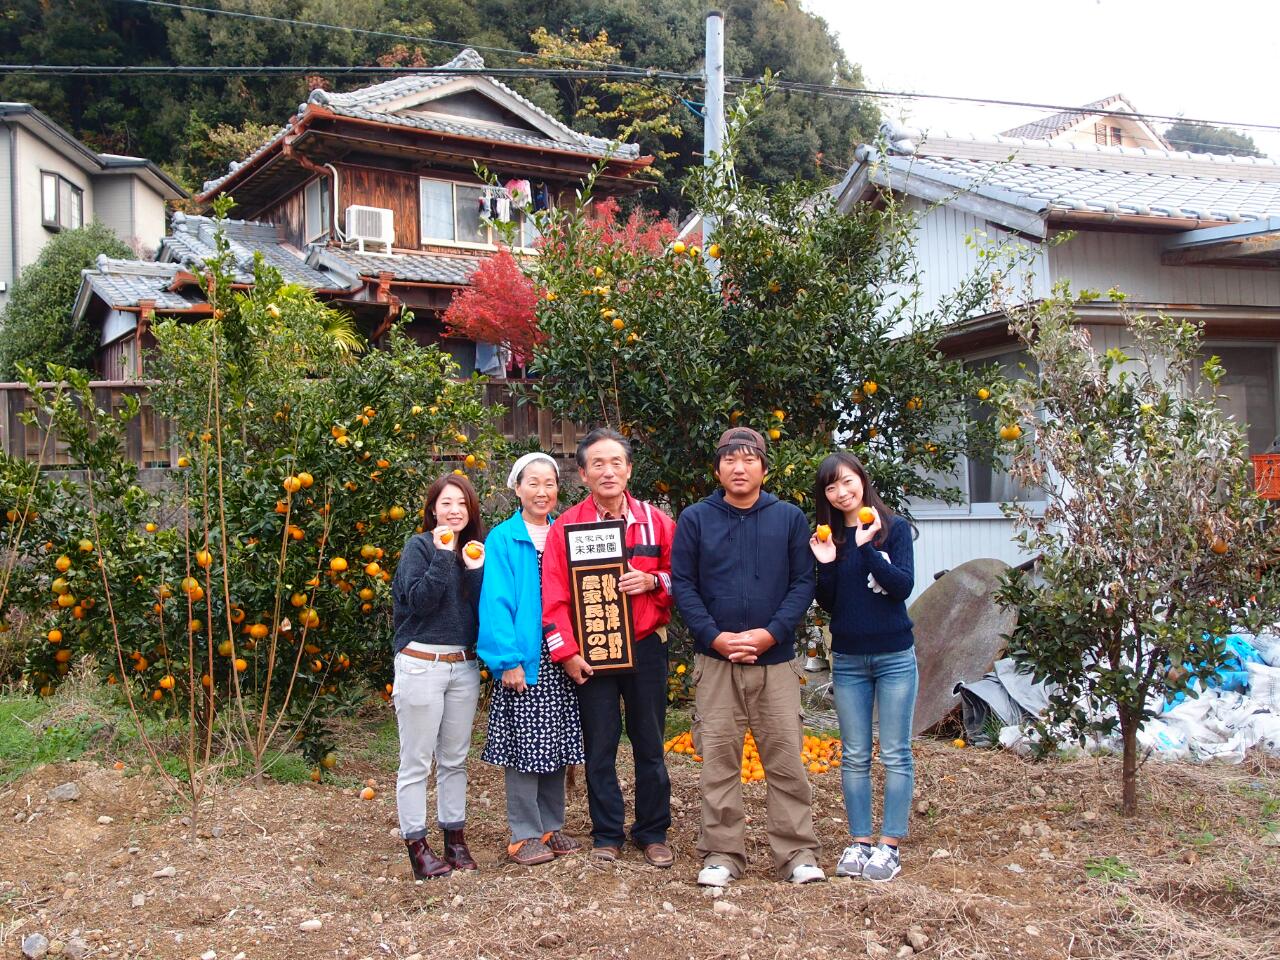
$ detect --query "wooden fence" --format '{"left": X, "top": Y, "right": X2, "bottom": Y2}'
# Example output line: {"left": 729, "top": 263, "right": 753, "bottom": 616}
{"left": 0, "top": 379, "right": 585, "bottom": 469}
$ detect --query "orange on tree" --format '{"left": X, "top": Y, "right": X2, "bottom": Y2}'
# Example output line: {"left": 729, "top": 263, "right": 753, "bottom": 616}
{"left": 330, "top": 556, "right": 349, "bottom": 573}
{"left": 672, "top": 240, "right": 686, "bottom": 255}
{"left": 862, "top": 380, "right": 878, "bottom": 396}
{"left": 78, "top": 538, "right": 93, "bottom": 553}
{"left": 195, "top": 549, "right": 213, "bottom": 569}
{"left": 290, "top": 592, "right": 307, "bottom": 608}
{"left": 282, "top": 475, "right": 302, "bottom": 494}
{"left": 297, "top": 471, "right": 315, "bottom": 488}
{"left": 233, "top": 657, "right": 248, "bottom": 672}
{"left": 145, "top": 522, "right": 158, "bottom": 533}
{"left": 159, "top": 675, "right": 176, "bottom": 690}
{"left": 248, "top": 623, "right": 269, "bottom": 640}
{"left": 999, "top": 423, "right": 1023, "bottom": 442}
{"left": 388, "top": 506, "right": 406, "bottom": 521}
{"left": 977, "top": 387, "right": 991, "bottom": 401}
{"left": 55, "top": 555, "right": 71, "bottom": 573}
{"left": 217, "top": 639, "right": 235, "bottom": 657}
{"left": 365, "top": 561, "right": 382, "bottom": 577}
{"left": 47, "top": 628, "right": 62, "bottom": 644}
{"left": 176, "top": 456, "right": 191, "bottom": 468}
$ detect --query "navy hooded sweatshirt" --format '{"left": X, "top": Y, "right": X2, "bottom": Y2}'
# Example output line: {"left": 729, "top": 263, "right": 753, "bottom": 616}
{"left": 671, "top": 489, "right": 815, "bottom": 666}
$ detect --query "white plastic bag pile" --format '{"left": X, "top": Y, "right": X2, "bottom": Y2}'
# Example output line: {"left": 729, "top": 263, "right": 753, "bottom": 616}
{"left": 995, "top": 631, "right": 1280, "bottom": 764}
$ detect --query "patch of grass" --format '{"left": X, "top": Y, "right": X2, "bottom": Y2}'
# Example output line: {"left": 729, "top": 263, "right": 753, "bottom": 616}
{"left": 156, "top": 747, "right": 315, "bottom": 786}
{"left": 1085, "top": 855, "right": 1137, "bottom": 882}
{"left": 1178, "top": 830, "right": 1217, "bottom": 848}
{"left": 0, "top": 695, "right": 105, "bottom": 783}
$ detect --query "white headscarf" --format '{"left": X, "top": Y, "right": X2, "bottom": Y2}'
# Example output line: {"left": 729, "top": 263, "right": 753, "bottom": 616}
{"left": 506, "top": 452, "right": 560, "bottom": 490}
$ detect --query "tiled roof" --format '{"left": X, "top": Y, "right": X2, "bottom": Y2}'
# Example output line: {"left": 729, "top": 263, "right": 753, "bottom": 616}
{"left": 855, "top": 134, "right": 1280, "bottom": 225}
{"left": 311, "top": 247, "right": 482, "bottom": 286}
{"left": 999, "top": 95, "right": 1129, "bottom": 141}
{"left": 159, "top": 213, "right": 356, "bottom": 290}
{"left": 202, "top": 49, "right": 637, "bottom": 194}
{"left": 80, "top": 257, "right": 202, "bottom": 311}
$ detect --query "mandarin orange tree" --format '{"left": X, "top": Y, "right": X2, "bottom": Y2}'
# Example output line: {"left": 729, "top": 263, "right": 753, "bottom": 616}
{"left": 993, "top": 285, "right": 1280, "bottom": 815}
{"left": 526, "top": 81, "right": 1000, "bottom": 517}
{"left": 7, "top": 206, "right": 504, "bottom": 786}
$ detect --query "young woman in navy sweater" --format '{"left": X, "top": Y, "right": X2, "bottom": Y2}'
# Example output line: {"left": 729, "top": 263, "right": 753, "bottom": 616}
{"left": 809, "top": 452, "right": 916, "bottom": 883}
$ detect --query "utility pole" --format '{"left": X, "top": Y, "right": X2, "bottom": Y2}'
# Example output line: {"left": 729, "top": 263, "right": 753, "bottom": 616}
{"left": 702, "top": 10, "right": 724, "bottom": 263}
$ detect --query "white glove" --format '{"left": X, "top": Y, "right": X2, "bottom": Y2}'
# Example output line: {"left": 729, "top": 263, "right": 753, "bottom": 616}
{"left": 866, "top": 551, "right": 891, "bottom": 595}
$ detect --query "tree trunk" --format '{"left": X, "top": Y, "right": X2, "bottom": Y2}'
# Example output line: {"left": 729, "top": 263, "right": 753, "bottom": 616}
{"left": 1119, "top": 711, "right": 1139, "bottom": 816}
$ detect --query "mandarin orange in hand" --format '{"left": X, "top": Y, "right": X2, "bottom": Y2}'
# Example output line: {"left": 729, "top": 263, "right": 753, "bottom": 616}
{"left": 858, "top": 507, "right": 875, "bottom": 525}
{"left": 815, "top": 525, "right": 831, "bottom": 543}
{"left": 465, "top": 543, "right": 482, "bottom": 560}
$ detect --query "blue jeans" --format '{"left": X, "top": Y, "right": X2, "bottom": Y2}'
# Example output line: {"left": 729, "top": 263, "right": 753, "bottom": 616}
{"left": 831, "top": 648, "right": 918, "bottom": 839}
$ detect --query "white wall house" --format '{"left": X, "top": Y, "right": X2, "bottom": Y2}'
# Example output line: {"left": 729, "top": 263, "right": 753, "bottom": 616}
{"left": 834, "top": 108, "right": 1280, "bottom": 603}
{"left": 0, "top": 103, "right": 186, "bottom": 310}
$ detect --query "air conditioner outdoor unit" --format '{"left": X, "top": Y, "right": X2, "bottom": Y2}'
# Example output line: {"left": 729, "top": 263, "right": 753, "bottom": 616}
{"left": 345, "top": 205, "right": 395, "bottom": 254}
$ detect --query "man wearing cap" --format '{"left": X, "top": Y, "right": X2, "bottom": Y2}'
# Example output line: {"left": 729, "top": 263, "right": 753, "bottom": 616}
{"left": 541, "top": 427, "right": 678, "bottom": 867}
{"left": 671, "top": 426, "right": 823, "bottom": 887}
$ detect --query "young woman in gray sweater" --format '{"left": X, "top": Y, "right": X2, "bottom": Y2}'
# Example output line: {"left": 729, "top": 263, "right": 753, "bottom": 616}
{"left": 391, "top": 473, "right": 486, "bottom": 879}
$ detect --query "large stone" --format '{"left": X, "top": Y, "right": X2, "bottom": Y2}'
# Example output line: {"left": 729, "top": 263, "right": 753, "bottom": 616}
{"left": 909, "top": 558, "right": 1017, "bottom": 733}
{"left": 48, "top": 782, "right": 82, "bottom": 802}
{"left": 21, "top": 934, "right": 50, "bottom": 959}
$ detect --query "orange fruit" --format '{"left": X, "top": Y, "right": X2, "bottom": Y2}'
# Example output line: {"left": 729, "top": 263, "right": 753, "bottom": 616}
{"left": 977, "top": 387, "right": 991, "bottom": 401}
{"left": 768, "top": 428, "right": 781, "bottom": 440}
{"left": 359, "top": 787, "right": 376, "bottom": 800}
{"left": 862, "top": 380, "right": 878, "bottom": 396}
{"left": 290, "top": 592, "right": 307, "bottom": 608}
{"left": 145, "top": 522, "right": 158, "bottom": 533}
{"left": 320, "top": 752, "right": 337, "bottom": 770}
{"left": 177, "top": 456, "right": 191, "bottom": 469}
{"left": 815, "top": 525, "right": 831, "bottom": 543}
{"left": 218, "top": 639, "right": 235, "bottom": 657}
{"left": 359, "top": 587, "right": 374, "bottom": 601}
{"left": 297, "top": 471, "right": 314, "bottom": 489}
{"left": 1210, "top": 538, "right": 1228, "bottom": 555}
{"left": 230, "top": 606, "right": 245, "bottom": 623}
{"left": 329, "top": 556, "right": 348, "bottom": 573}
{"left": 707, "top": 243, "right": 721, "bottom": 259}
{"left": 55, "top": 555, "right": 71, "bottom": 572}
{"left": 465, "top": 543, "right": 482, "bottom": 560}
{"left": 388, "top": 506, "right": 406, "bottom": 521}
{"left": 159, "top": 675, "right": 175, "bottom": 690}
{"left": 439, "top": 531, "right": 453, "bottom": 545}
{"left": 282, "top": 476, "right": 302, "bottom": 494}
{"left": 233, "top": 657, "right": 248, "bottom": 672}
{"left": 78, "top": 539, "right": 93, "bottom": 553}
{"left": 57, "top": 593, "right": 76, "bottom": 608}
{"left": 248, "top": 623, "right": 269, "bottom": 640}
{"left": 300, "top": 608, "right": 320, "bottom": 629}
{"left": 672, "top": 241, "right": 686, "bottom": 255}
{"left": 999, "top": 423, "right": 1023, "bottom": 442}
{"left": 611, "top": 317, "right": 625, "bottom": 331}
{"left": 365, "top": 561, "right": 382, "bottom": 577}
{"left": 195, "top": 549, "right": 213, "bottom": 569}
{"left": 858, "top": 507, "right": 875, "bottom": 525}
{"left": 47, "top": 628, "right": 62, "bottom": 644}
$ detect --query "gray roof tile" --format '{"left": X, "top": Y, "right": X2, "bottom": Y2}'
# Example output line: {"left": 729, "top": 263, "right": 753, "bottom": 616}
{"left": 159, "top": 213, "right": 356, "bottom": 290}
{"left": 80, "top": 258, "right": 202, "bottom": 311}
{"left": 313, "top": 247, "right": 481, "bottom": 286}
{"left": 202, "top": 48, "right": 636, "bottom": 194}
{"left": 875, "top": 136, "right": 1280, "bottom": 223}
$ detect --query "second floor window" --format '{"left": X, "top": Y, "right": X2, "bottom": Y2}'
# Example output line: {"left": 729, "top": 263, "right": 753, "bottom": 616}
{"left": 304, "top": 177, "right": 330, "bottom": 244}
{"left": 41, "top": 172, "right": 83, "bottom": 231}
{"left": 419, "top": 177, "right": 540, "bottom": 248}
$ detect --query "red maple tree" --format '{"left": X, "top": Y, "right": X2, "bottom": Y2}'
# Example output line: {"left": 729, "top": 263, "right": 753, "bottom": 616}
{"left": 441, "top": 249, "right": 542, "bottom": 366}
{"left": 442, "top": 199, "right": 677, "bottom": 369}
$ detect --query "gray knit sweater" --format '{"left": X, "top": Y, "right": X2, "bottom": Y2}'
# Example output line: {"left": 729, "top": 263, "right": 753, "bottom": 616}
{"left": 391, "top": 534, "right": 483, "bottom": 654}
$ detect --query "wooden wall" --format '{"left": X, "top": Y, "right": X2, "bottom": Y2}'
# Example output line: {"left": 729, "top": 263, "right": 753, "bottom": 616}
{"left": 261, "top": 185, "right": 307, "bottom": 249}
{"left": 337, "top": 164, "right": 420, "bottom": 249}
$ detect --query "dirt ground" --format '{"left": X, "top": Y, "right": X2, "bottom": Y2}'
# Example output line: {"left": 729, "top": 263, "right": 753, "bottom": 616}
{"left": 2, "top": 703, "right": 1279, "bottom": 960}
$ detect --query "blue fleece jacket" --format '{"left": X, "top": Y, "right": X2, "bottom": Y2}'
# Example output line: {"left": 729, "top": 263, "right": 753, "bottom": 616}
{"left": 477, "top": 512, "right": 551, "bottom": 685}
{"left": 672, "top": 489, "right": 815, "bottom": 665}
{"left": 815, "top": 516, "right": 915, "bottom": 655}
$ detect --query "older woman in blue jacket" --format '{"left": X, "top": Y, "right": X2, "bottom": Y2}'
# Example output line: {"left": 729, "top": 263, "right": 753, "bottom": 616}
{"left": 478, "top": 452, "right": 585, "bottom": 866}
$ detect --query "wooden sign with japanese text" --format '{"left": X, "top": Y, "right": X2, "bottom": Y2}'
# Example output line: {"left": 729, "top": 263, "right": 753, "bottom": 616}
{"left": 563, "top": 519, "right": 635, "bottom": 672}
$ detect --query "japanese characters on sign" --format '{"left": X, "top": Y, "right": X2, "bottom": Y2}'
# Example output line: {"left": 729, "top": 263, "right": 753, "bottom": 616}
{"left": 563, "top": 520, "right": 635, "bottom": 672}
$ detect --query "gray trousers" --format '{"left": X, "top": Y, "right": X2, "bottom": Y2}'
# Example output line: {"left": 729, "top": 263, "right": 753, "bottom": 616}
{"left": 504, "top": 766, "right": 567, "bottom": 843}
{"left": 393, "top": 652, "right": 480, "bottom": 840}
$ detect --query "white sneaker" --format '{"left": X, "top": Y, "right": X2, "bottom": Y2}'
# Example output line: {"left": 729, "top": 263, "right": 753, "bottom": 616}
{"left": 835, "top": 842, "right": 874, "bottom": 878}
{"left": 697, "top": 863, "right": 733, "bottom": 887}
{"left": 788, "top": 862, "right": 826, "bottom": 884}
{"left": 862, "top": 843, "right": 901, "bottom": 882}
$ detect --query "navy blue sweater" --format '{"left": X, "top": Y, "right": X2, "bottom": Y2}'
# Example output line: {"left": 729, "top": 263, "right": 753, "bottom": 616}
{"left": 815, "top": 516, "right": 915, "bottom": 655}
{"left": 672, "top": 489, "right": 815, "bottom": 666}
{"left": 391, "top": 534, "right": 483, "bottom": 654}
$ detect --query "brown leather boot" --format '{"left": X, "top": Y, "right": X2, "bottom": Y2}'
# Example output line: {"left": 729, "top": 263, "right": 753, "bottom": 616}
{"left": 442, "top": 827, "right": 477, "bottom": 871}
{"left": 405, "top": 837, "right": 452, "bottom": 880}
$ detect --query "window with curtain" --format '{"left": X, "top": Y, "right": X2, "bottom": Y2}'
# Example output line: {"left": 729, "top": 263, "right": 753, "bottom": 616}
{"left": 41, "top": 171, "right": 83, "bottom": 230}
{"left": 419, "top": 178, "right": 455, "bottom": 242}
{"left": 304, "top": 178, "right": 330, "bottom": 243}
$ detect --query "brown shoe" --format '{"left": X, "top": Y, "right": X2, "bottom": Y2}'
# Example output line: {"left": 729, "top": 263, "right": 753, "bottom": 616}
{"left": 442, "top": 827, "right": 477, "bottom": 871}
{"left": 405, "top": 838, "right": 452, "bottom": 880}
{"left": 507, "top": 838, "right": 554, "bottom": 866}
{"left": 636, "top": 841, "right": 674, "bottom": 868}
{"left": 591, "top": 845, "right": 620, "bottom": 862}
{"left": 541, "top": 831, "right": 582, "bottom": 856}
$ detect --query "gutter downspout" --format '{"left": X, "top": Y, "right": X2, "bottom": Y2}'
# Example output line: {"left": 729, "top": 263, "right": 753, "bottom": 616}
{"left": 281, "top": 140, "right": 346, "bottom": 243}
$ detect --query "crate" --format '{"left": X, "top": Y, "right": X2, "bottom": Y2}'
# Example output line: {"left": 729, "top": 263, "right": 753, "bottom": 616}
{"left": 1252, "top": 454, "right": 1280, "bottom": 499}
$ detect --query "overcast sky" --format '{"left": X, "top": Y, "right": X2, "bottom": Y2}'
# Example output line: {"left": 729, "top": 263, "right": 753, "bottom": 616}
{"left": 801, "top": 0, "right": 1280, "bottom": 158}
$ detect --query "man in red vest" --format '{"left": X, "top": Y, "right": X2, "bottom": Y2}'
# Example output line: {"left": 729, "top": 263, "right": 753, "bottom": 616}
{"left": 542, "top": 428, "right": 677, "bottom": 867}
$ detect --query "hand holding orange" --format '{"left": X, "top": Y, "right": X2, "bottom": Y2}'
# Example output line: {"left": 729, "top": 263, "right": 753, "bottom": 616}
{"left": 858, "top": 507, "right": 875, "bottom": 525}
{"left": 815, "top": 524, "right": 831, "bottom": 543}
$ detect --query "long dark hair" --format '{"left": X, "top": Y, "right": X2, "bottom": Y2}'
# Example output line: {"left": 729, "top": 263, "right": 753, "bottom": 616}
{"left": 422, "top": 473, "right": 485, "bottom": 567}
{"left": 813, "top": 451, "right": 896, "bottom": 549}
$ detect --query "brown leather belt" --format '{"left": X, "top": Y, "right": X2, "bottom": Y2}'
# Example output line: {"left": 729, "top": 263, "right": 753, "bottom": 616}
{"left": 399, "top": 648, "right": 476, "bottom": 663}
